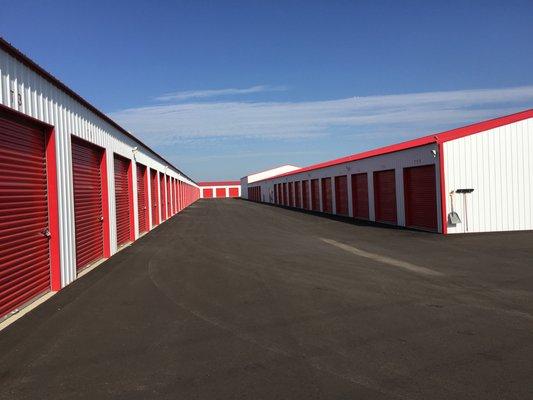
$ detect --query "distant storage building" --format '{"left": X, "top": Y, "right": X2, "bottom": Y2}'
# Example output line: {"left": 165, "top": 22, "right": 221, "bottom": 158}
{"left": 0, "top": 39, "right": 200, "bottom": 320}
{"left": 240, "top": 165, "right": 300, "bottom": 202}
{"left": 199, "top": 181, "right": 241, "bottom": 198}
{"left": 245, "top": 110, "right": 533, "bottom": 234}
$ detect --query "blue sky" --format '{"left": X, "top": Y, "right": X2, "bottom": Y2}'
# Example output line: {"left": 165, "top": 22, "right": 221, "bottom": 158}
{"left": 2, "top": 0, "right": 533, "bottom": 180}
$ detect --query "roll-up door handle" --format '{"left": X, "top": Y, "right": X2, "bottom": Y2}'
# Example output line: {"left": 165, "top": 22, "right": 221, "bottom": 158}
{"left": 41, "top": 228, "right": 51, "bottom": 239}
{"left": 99, "top": 216, "right": 104, "bottom": 222}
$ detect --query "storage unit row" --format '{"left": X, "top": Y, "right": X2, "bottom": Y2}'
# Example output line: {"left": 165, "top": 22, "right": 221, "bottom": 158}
{"left": 0, "top": 39, "right": 200, "bottom": 319}
{"left": 246, "top": 110, "right": 533, "bottom": 235}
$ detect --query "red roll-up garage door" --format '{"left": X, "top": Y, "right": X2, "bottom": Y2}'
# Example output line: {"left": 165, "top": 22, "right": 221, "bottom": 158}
{"left": 302, "top": 181, "right": 309, "bottom": 209}
{"left": 173, "top": 179, "right": 178, "bottom": 212}
{"left": 404, "top": 164, "right": 438, "bottom": 231}
{"left": 166, "top": 177, "right": 171, "bottom": 216}
{"left": 216, "top": 188, "right": 226, "bottom": 198}
{"left": 137, "top": 164, "right": 148, "bottom": 233}
{"left": 229, "top": 187, "right": 239, "bottom": 197}
{"left": 72, "top": 137, "right": 104, "bottom": 271}
{"left": 334, "top": 175, "right": 348, "bottom": 216}
{"left": 311, "top": 179, "right": 320, "bottom": 211}
{"left": 351, "top": 173, "right": 369, "bottom": 219}
{"left": 321, "top": 178, "right": 332, "bottom": 213}
{"left": 114, "top": 154, "right": 131, "bottom": 246}
{"left": 288, "top": 182, "right": 294, "bottom": 207}
{"left": 160, "top": 174, "right": 166, "bottom": 220}
{"left": 203, "top": 188, "right": 213, "bottom": 198}
{"left": 295, "top": 181, "right": 301, "bottom": 208}
{"left": 282, "top": 183, "right": 287, "bottom": 205}
{"left": 151, "top": 170, "right": 159, "bottom": 226}
{"left": 0, "top": 115, "right": 51, "bottom": 317}
{"left": 374, "top": 169, "right": 397, "bottom": 224}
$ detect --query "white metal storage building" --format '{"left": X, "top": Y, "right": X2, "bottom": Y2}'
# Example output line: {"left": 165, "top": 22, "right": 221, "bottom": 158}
{"left": 0, "top": 39, "right": 200, "bottom": 320}
{"left": 248, "top": 110, "right": 533, "bottom": 234}
{"left": 241, "top": 164, "right": 300, "bottom": 202}
{"left": 199, "top": 181, "right": 241, "bottom": 199}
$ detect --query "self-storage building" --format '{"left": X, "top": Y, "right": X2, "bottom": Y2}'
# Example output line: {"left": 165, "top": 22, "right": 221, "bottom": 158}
{"left": 241, "top": 164, "right": 300, "bottom": 202}
{"left": 199, "top": 181, "right": 241, "bottom": 199}
{"left": 251, "top": 110, "right": 533, "bottom": 234}
{"left": 0, "top": 39, "right": 200, "bottom": 319}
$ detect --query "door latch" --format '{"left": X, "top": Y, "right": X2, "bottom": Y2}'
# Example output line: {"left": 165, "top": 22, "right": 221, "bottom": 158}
{"left": 42, "top": 228, "right": 51, "bottom": 238}
{"left": 99, "top": 216, "right": 104, "bottom": 222}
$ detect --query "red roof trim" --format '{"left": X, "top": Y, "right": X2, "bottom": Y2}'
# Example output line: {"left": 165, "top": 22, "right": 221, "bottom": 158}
{"left": 433, "top": 108, "right": 533, "bottom": 142}
{"left": 0, "top": 37, "right": 196, "bottom": 184}
{"left": 257, "top": 109, "right": 533, "bottom": 182}
{"left": 198, "top": 181, "right": 241, "bottom": 187}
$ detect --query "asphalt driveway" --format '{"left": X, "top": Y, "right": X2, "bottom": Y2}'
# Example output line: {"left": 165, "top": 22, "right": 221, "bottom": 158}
{"left": 1, "top": 199, "right": 532, "bottom": 399}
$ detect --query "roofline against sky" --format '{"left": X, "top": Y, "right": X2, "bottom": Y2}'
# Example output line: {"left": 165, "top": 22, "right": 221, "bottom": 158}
{"left": 0, "top": 36, "right": 197, "bottom": 184}
{"left": 254, "top": 108, "right": 533, "bottom": 183}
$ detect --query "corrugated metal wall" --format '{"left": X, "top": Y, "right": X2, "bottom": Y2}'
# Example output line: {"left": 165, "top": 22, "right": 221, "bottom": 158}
{"left": 0, "top": 48, "right": 199, "bottom": 288}
{"left": 444, "top": 118, "right": 533, "bottom": 233}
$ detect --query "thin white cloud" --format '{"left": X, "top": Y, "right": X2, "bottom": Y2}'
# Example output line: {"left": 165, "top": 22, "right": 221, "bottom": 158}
{"left": 111, "top": 85, "right": 533, "bottom": 145}
{"left": 155, "top": 85, "right": 286, "bottom": 101}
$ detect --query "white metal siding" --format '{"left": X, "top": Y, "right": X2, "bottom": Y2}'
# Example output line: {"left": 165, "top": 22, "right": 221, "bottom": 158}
{"left": 0, "top": 48, "right": 198, "bottom": 288}
{"left": 241, "top": 165, "right": 300, "bottom": 199}
{"left": 444, "top": 118, "right": 533, "bottom": 233}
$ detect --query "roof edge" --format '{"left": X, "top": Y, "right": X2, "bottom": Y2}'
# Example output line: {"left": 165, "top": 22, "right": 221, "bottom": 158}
{"left": 255, "top": 108, "right": 533, "bottom": 183}
{"left": 198, "top": 181, "right": 241, "bottom": 187}
{"left": 0, "top": 37, "right": 196, "bottom": 184}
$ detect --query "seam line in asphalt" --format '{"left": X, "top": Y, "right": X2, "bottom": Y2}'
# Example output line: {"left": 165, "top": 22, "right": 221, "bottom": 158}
{"left": 320, "top": 238, "right": 444, "bottom": 277}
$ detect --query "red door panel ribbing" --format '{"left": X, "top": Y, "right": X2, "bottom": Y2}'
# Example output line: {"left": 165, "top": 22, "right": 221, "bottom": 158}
{"left": 404, "top": 164, "right": 438, "bottom": 231}
{"left": 334, "top": 175, "right": 348, "bottom": 216}
{"left": 137, "top": 164, "right": 148, "bottom": 233}
{"left": 114, "top": 155, "right": 131, "bottom": 246}
{"left": 150, "top": 170, "right": 159, "bottom": 226}
{"left": 229, "top": 187, "right": 239, "bottom": 197}
{"left": 71, "top": 137, "right": 104, "bottom": 271}
{"left": 0, "top": 116, "right": 51, "bottom": 317}
{"left": 351, "top": 173, "right": 369, "bottom": 219}
{"left": 282, "top": 183, "right": 287, "bottom": 205}
{"left": 374, "top": 169, "right": 397, "bottom": 224}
